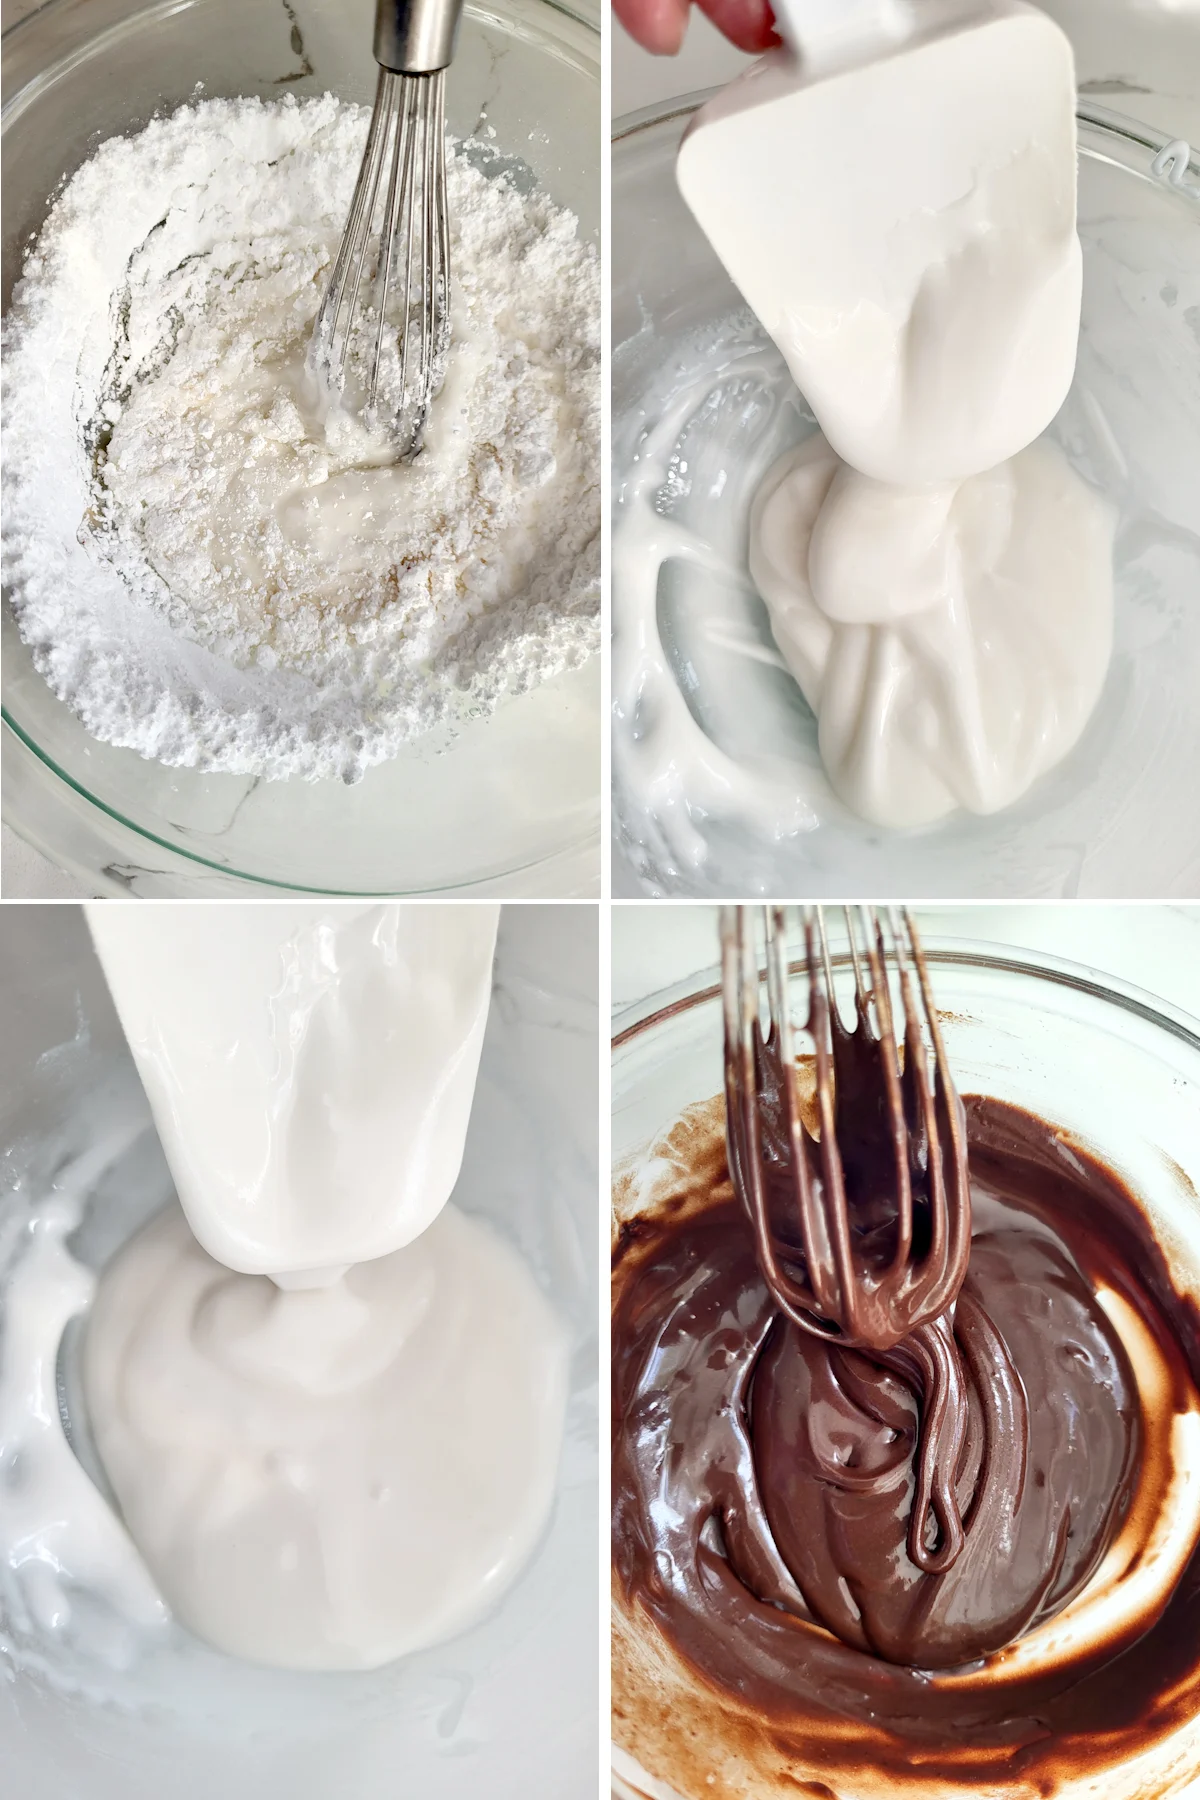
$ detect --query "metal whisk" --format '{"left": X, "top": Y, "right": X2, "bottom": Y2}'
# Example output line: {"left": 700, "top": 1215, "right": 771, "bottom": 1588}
{"left": 721, "top": 905, "right": 972, "bottom": 1354}
{"left": 308, "top": 0, "right": 463, "bottom": 457}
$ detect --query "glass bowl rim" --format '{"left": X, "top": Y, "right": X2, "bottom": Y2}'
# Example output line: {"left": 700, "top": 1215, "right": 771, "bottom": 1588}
{"left": 610, "top": 90, "right": 1200, "bottom": 208}
{"left": 2, "top": 0, "right": 601, "bottom": 59}
{"left": 2, "top": 717, "right": 600, "bottom": 896}
{"left": 1, "top": 0, "right": 599, "bottom": 895}
{"left": 612, "top": 933, "right": 1200, "bottom": 1057}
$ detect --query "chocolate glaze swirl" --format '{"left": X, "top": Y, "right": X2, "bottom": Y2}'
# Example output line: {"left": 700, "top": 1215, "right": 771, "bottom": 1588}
{"left": 612, "top": 1097, "right": 1200, "bottom": 1793}
{"left": 745, "top": 997, "right": 981, "bottom": 1579}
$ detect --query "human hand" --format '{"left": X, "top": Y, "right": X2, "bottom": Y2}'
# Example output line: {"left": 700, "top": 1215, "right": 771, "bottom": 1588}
{"left": 613, "top": 0, "right": 781, "bottom": 56}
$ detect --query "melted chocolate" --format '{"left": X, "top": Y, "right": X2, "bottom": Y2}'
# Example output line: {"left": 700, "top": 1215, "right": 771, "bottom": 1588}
{"left": 612, "top": 1097, "right": 1200, "bottom": 1791}
{"left": 753, "top": 1227, "right": 1135, "bottom": 1666}
{"left": 745, "top": 992, "right": 981, "bottom": 1579}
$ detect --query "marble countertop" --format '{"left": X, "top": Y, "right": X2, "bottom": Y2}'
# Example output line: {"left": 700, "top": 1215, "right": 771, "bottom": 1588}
{"left": 1, "top": 827, "right": 97, "bottom": 899}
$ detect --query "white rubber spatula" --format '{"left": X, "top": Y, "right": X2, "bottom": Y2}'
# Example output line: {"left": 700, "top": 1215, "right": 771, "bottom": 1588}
{"left": 675, "top": 0, "right": 1082, "bottom": 488}
{"left": 768, "top": 0, "right": 911, "bottom": 71}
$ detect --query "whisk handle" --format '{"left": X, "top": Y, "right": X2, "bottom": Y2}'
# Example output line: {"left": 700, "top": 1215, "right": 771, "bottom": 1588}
{"left": 375, "top": 0, "right": 463, "bottom": 72}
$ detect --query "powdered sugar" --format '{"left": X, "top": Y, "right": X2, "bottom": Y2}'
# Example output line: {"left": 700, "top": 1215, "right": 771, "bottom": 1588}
{"left": 3, "top": 94, "right": 599, "bottom": 783}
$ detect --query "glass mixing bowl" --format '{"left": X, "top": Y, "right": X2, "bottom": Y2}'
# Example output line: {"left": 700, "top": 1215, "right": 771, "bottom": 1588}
{"left": 1, "top": 0, "right": 599, "bottom": 897}
{"left": 611, "top": 937, "right": 1200, "bottom": 1800}
{"left": 1, "top": 903, "right": 598, "bottom": 1799}
{"left": 612, "top": 98, "right": 1200, "bottom": 900}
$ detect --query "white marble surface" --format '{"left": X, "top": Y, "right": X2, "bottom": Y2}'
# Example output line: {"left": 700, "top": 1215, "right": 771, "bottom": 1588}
{"left": 613, "top": 902, "right": 1200, "bottom": 1018}
{"left": 1, "top": 826, "right": 96, "bottom": 899}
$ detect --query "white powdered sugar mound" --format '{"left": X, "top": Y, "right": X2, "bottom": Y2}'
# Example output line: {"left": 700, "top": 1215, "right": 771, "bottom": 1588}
{"left": 3, "top": 94, "right": 599, "bottom": 783}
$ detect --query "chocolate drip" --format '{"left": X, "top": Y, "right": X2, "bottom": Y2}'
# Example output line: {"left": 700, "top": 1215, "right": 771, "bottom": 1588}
{"left": 746, "top": 987, "right": 978, "bottom": 1574}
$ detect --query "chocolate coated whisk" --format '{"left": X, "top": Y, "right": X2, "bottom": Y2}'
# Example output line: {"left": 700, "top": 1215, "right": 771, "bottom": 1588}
{"left": 308, "top": 0, "right": 463, "bottom": 458}
{"left": 721, "top": 906, "right": 976, "bottom": 1572}
{"left": 719, "top": 907, "right": 978, "bottom": 1569}
{"left": 721, "top": 905, "right": 971, "bottom": 1351}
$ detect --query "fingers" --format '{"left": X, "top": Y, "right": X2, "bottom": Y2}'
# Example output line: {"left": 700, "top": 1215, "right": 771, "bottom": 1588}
{"left": 695, "top": 0, "right": 782, "bottom": 53}
{"left": 613, "top": 0, "right": 781, "bottom": 56}
{"left": 613, "top": 0, "right": 691, "bottom": 54}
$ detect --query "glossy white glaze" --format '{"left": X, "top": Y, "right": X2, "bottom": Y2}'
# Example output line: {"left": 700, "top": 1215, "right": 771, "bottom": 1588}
{"left": 0, "top": 906, "right": 597, "bottom": 1796}
{"left": 82, "top": 1198, "right": 568, "bottom": 1670}
{"left": 749, "top": 433, "right": 1113, "bottom": 826}
{"left": 85, "top": 904, "right": 499, "bottom": 1280}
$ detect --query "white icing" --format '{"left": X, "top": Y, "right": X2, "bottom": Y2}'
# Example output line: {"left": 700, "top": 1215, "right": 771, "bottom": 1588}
{"left": 0, "top": 1151, "right": 170, "bottom": 1664}
{"left": 81, "top": 1200, "right": 567, "bottom": 1671}
{"left": 749, "top": 433, "right": 1114, "bottom": 827}
{"left": 615, "top": 2, "right": 1120, "bottom": 847}
{"left": 63, "top": 899, "right": 571, "bottom": 1675}
{"left": 0, "top": 904, "right": 595, "bottom": 1778}
{"left": 85, "top": 903, "right": 499, "bottom": 1281}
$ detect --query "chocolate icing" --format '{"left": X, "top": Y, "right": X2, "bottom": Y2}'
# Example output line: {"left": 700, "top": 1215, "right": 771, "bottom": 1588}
{"left": 738, "top": 974, "right": 980, "bottom": 1579}
{"left": 612, "top": 1096, "right": 1200, "bottom": 1791}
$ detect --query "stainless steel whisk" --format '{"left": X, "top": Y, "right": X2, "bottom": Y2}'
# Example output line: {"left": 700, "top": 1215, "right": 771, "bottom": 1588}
{"left": 721, "top": 905, "right": 972, "bottom": 1351}
{"left": 721, "top": 905, "right": 977, "bottom": 1573}
{"left": 308, "top": 0, "right": 464, "bottom": 458}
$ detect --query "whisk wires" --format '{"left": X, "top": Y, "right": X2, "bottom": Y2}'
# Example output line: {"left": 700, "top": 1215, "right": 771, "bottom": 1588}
{"left": 309, "top": 66, "right": 450, "bottom": 460}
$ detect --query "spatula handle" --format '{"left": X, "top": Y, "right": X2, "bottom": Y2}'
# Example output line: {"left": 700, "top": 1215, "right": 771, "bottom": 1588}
{"left": 769, "top": 0, "right": 907, "bottom": 62}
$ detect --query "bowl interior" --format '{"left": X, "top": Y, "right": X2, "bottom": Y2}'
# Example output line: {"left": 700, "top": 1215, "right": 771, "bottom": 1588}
{"left": 2, "top": 0, "right": 599, "bottom": 896}
{"left": 611, "top": 100, "right": 1200, "bottom": 901}
{"left": 614, "top": 939, "right": 1200, "bottom": 1291}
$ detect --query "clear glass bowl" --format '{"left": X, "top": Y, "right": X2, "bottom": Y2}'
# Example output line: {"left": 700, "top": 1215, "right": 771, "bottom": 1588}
{"left": 1, "top": 0, "right": 599, "bottom": 897}
{"left": 611, "top": 937, "right": 1200, "bottom": 1800}
{"left": 611, "top": 97, "right": 1200, "bottom": 900}
{"left": 1, "top": 903, "right": 599, "bottom": 1798}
